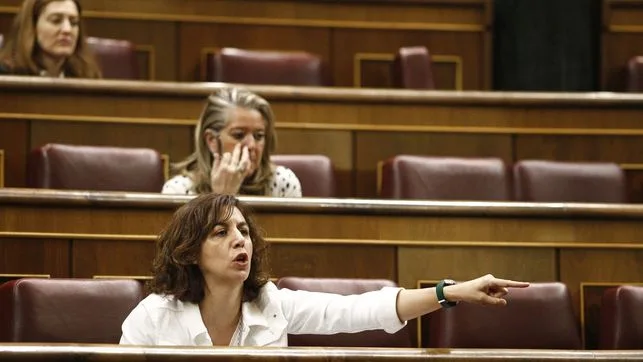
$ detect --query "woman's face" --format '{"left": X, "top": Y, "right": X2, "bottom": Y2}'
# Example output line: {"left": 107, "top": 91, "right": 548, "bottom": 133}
{"left": 198, "top": 207, "right": 253, "bottom": 284}
{"left": 35, "top": 0, "right": 79, "bottom": 60}
{"left": 206, "top": 107, "right": 267, "bottom": 176}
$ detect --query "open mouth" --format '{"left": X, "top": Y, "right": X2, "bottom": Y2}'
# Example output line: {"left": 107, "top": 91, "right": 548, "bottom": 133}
{"left": 234, "top": 253, "right": 249, "bottom": 263}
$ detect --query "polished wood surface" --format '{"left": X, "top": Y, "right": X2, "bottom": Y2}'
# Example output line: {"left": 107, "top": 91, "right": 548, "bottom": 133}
{"left": 2, "top": 77, "right": 643, "bottom": 199}
{"left": 0, "top": 0, "right": 491, "bottom": 88}
{"left": 1, "top": 188, "right": 643, "bottom": 348}
{"left": 1, "top": 345, "right": 642, "bottom": 362}
{"left": 602, "top": 0, "right": 643, "bottom": 91}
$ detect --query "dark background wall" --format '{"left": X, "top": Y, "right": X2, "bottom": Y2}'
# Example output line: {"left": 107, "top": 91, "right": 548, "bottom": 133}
{"left": 493, "top": 0, "right": 602, "bottom": 91}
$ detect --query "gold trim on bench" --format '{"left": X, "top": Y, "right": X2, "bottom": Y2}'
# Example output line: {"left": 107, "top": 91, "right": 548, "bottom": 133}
{"left": 416, "top": 279, "right": 440, "bottom": 347}
{"left": 0, "top": 113, "right": 194, "bottom": 126}
{"left": 5, "top": 113, "right": 643, "bottom": 136}
{"left": 3, "top": 232, "right": 643, "bottom": 250}
{"left": 352, "top": 53, "right": 463, "bottom": 90}
{"left": 432, "top": 55, "right": 463, "bottom": 91}
{"left": 608, "top": 25, "right": 643, "bottom": 33}
{"left": 200, "top": 47, "right": 220, "bottom": 81}
{"left": 0, "top": 149, "right": 4, "bottom": 188}
{"left": 0, "top": 7, "right": 488, "bottom": 32}
{"left": 620, "top": 163, "right": 643, "bottom": 171}
{"left": 353, "top": 53, "right": 395, "bottom": 88}
{"left": 161, "top": 154, "right": 170, "bottom": 181}
{"left": 579, "top": 281, "right": 643, "bottom": 348}
{"left": 0, "top": 273, "right": 51, "bottom": 278}
{"left": 134, "top": 44, "right": 156, "bottom": 81}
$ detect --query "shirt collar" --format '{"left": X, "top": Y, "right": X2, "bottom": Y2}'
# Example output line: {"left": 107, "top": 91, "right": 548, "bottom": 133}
{"left": 182, "top": 301, "right": 210, "bottom": 344}
{"left": 182, "top": 298, "right": 270, "bottom": 345}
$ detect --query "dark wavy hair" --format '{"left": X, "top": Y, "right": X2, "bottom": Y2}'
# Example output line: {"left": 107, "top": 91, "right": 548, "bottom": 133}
{"left": 148, "top": 194, "right": 270, "bottom": 303}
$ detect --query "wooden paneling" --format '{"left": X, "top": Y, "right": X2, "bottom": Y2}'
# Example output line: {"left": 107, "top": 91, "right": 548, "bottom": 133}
{"left": 0, "top": 238, "right": 69, "bottom": 278}
{"left": 560, "top": 249, "right": 643, "bottom": 348}
{"left": 334, "top": 29, "right": 481, "bottom": 88}
{"left": 178, "top": 24, "right": 332, "bottom": 82}
{"left": 4, "top": 79, "right": 643, "bottom": 199}
{"left": 84, "top": 18, "right": 177, "bottom": 81}
{"left": 0, "top": 119, "right": 27, "bottom": 188}
{"left": 270, "top": 244, "right": 396, "bottom": 280}
{"left": 1, "top": 189, "right": 643, "bottom": 348}
{"left": 72, "top": 239, "right": 155, "bottom": 279}
{"left": 355, "top": 132, "right": 513, "bottom": 198}
{"left": 398, "top": 247, "right": 555, "bottom": 289}
{"left": 602, "top": 0, "right": 643, "bottom": 91}
{"left": 30, "top": 121, "right": 193, "bottom": 167}
{"left": 276, "top": 129, "right": 353, "bottom": 197}
{"left": 0, "top": 0, "right": 491, "bottom": 88}
{"left": 2, "top": 345, "right": 642, "bottom": 362}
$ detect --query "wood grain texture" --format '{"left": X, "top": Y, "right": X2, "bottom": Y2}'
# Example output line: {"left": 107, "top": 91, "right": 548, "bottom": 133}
{"left": 0, "top": 0, "right": 491, "bottom": 87}
{"left": 1, "top": 189, "right": 643, "bottom": 348}
{"left": 3, "top": 79, "right": 643, "bottom": 198}
{"left": 1, "top": 344, "right": 641, "bottom": 362}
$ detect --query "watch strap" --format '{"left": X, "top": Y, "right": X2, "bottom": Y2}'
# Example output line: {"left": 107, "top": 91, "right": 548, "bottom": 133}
{"left": 436, "top": 279, "right": 458, "bottom": 308}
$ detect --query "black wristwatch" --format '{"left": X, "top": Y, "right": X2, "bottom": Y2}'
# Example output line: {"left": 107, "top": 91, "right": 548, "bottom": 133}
{"left": 436, "top": 279, "right": 458, "bottom": 309}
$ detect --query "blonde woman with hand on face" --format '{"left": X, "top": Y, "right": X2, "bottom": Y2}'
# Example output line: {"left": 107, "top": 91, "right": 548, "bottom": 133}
{"left": 120, "top": 193, "right": 530, "bottom": 346}
{"left": 163, "top": 87, "right": 302, "bottom": 197}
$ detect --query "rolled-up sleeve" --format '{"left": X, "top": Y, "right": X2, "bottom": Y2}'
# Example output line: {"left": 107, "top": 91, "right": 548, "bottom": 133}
{"left": 277, "top": 286, "right": 406, "bottom": 335}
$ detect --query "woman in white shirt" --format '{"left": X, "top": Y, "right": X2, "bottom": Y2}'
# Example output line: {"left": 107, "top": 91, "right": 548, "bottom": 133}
{"left": 120, "top": 193, "right": 529, "bottom": 346}
{"left": 162, "top": 87, "right": 302, "bottom": 197}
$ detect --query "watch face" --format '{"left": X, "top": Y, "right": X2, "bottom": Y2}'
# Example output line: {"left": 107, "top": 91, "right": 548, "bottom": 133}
{"left": 444, "top": 279, "right": 456, "bottom": 285}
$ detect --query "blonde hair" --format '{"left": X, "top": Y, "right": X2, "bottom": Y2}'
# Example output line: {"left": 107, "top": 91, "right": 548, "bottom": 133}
{"left": 173, "top": 87, "right": 277, "bottom": 195}
{"left": 0, "top": 0, "right": 101, "bottom": 78}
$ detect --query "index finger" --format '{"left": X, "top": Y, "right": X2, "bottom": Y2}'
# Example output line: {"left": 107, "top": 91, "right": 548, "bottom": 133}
{"left": 491, "top": 279, "right": 530, "bottom": 288}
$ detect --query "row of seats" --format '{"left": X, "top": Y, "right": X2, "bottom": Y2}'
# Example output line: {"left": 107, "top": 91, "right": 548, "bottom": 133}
{"left": 379, "top": 155, "right": 627, "bottom": 203}
{"left": 0, "top": 35, "right": 140, "bottom": 79}
{"left": 203, "top": 46, "right": 435, "bottom": 89}
{"left": 2, "top": 33, "right": 434, "bottom": 87}
{"left": 25, "top": 143, "right": 336, "bottom": 197}
{"left": 0, "top": 277, "right": 641, "bottom": 349}
{"left": 26, "top": 144, "right": 627, "bottom": 202}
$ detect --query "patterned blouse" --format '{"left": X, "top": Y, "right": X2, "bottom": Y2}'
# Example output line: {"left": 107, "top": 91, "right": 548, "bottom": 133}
{"left": 162, "top": 165, "right": 302, "bottom": 197}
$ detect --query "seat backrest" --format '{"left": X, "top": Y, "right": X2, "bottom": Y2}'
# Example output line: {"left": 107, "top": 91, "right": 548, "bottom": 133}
{"left": 276, "top": 277, "right": 413, "bottom": 347}
{"left": 380, "top": 155, "right": 510, "bottom": 200}
{"left": 86, "top": 37, "right": 139, "bottom": 79}
{"left": 599, "top": 285, "right": 643, "bottom": 349}
{"left": 428, "top": 282, "right": 582, "bottom": 349}
{"left": 513, "top": 160, "right": 626, "bottom": 203}
{"left": 391, "top": 46, "right": 435, "bottom": 89}
{"left": 205, "top": 48, "right": 326, "bottom": 86}
{"left": 271, "top": 154, "right": 337, "bottom": 197}
{"left": 27, "top": 143, "right": 165, "bottom": 192}
{"left": 627, "top": 56, "right": 643, "bottom": 92}
{"left": 0, "top": 278, "right": 143, "bottom": 343}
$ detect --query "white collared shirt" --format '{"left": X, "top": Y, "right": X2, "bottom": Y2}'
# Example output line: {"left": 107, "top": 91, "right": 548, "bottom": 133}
{"left": 119, "top": 281, "right": 405, "bottom": 346}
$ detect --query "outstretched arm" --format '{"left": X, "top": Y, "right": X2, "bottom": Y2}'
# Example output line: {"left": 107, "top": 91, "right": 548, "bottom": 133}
{"left": 395, "top": 274, "right": 530, "bottom": 322}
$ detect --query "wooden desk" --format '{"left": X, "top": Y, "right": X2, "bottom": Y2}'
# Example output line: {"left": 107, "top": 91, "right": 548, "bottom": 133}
{"left": 1, "top": 345, "right": 642, "bottom": 362}
{"left": 0, "top": 0, "right": 492, "bottom": 88}
{"left": 1, "top": 188, "right": 643, "bottom": 348}
{"left": 2, "top": 78, "right": 643, "bottom": 199}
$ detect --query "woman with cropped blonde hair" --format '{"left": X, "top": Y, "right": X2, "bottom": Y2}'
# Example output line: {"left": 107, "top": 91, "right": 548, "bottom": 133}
{"left": 163, "top": 87, "right": 302, "bottom": 197}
